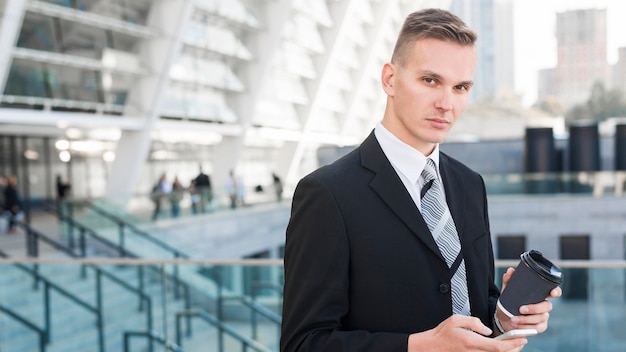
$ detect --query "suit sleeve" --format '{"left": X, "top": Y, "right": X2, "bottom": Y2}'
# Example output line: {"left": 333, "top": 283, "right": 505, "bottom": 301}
{"left": 280, "top": 175, "right": 409, "bottom": 352}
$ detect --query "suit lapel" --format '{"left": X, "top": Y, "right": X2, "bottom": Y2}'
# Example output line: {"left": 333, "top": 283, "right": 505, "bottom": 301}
{"left": 359, "top": 132, "right": 444, "bottom": 261}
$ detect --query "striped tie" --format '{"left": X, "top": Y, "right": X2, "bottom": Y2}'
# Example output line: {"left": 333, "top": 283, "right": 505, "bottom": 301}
{"left": 421, "top": 158, "right": 470, "bottom": 315}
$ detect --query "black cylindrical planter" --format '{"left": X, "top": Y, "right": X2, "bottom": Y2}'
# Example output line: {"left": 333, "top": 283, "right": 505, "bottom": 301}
{"left": 524, "top": 127, "right": 557, "bottom": 193}
{"left": 569, "top": 123, "right": 600, "bottom": 172}
{"left": 568, "top": 123, "right": 600, "bottom": 193}
{"left": 615, "top": 124, "right": 626, "bottom": 170}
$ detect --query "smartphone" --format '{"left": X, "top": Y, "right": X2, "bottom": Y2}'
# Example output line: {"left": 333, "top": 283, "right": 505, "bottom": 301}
{"left": 495, "top": 329, "right": 538, "bottom": 340}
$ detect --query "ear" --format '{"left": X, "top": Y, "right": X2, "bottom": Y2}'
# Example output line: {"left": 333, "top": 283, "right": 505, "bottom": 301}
{"left": 381, "top": 63, "right": 395, "bottom": 96}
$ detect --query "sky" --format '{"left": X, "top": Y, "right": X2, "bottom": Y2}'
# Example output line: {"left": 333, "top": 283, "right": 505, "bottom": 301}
{"left": 513, "top": 0, "right": 626, "bottom": 106}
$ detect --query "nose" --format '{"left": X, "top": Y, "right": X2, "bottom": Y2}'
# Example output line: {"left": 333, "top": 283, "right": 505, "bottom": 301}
{"left": 434, "top": 89, "right": 453, "bottom": 111}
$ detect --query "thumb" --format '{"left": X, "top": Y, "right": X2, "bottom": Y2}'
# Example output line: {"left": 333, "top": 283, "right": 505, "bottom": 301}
{"left": 501, "top": 267, "right": 515, "bottom": 292}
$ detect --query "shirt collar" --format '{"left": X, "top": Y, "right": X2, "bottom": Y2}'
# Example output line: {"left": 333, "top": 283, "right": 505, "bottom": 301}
{"left": 374, "top": 122, "right": 441, "bottom": 184}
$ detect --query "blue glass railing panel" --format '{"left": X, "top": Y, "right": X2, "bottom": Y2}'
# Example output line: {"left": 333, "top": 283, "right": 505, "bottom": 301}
{"left": 1, "top": 260, "right": 624, "bottom": 352}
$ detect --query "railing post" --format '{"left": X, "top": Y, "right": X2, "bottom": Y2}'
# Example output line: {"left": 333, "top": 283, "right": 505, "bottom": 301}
{"left": 174, "top": 253, "right": 181, "bottom": 299}
{"left": 67, "top": 202, "right": 74, "bottom": 244}
{"left": 96, "top": 270, "right": 105, "bottom": 352}
{"left": 175, "top": 312, "right": 183, "bottom": 347}
{"left": 147, "top": 294, "right": 154, "bottom": 352}
{"left": 138, "top": 266, "right": 145, "bottom": 312}
{"left": 80, "top": 229, "right": 86, "bottom": 257}
{"left": 44, "top": 281, "right": 51, "bottom": 343}
{"left": 118, "top": 223, "right": 126, "bottom": 257}
{"left": 217, "top": 267, "right": 224, "bottom": 352}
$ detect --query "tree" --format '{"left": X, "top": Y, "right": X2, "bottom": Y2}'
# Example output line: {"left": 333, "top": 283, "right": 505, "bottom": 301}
{"left": 564, "top": 81, "right": 626, "bottom": 124}
{"left": 534, "top": 96, "right": 566, "bottom": 117}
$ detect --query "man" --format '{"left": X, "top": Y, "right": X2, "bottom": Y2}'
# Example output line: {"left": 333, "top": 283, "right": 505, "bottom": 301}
{"left": 194, "top": 167, "right": 213, "bottom": 213}
{"left": 280, "top": 8, "right": 561, "bottom": 352}
{"left": 4, "top": 175, "right": 22, "bottom": 234}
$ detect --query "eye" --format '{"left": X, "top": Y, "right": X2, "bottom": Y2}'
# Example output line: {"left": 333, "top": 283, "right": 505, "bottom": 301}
{"left": 423, "top": 77, "right": 437, "bottom": 85}
{"left": 455, "top": 84, "right": 470, "bottom": 92}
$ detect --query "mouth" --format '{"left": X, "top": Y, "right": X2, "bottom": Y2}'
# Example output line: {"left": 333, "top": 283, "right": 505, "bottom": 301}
{"left": 427, "top": 118, "right": 450, "bottom": 129}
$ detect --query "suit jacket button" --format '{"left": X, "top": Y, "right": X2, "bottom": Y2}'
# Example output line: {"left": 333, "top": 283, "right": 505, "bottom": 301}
{"left": 439, "top": 283, "right": 449, "bottom": 293}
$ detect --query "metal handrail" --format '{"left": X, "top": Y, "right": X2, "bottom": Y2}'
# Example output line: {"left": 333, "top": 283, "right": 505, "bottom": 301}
{"left": 0, "top": 305, "right": 47, "bottom": 352}
{"left": 47, "top": 207, "right": 140, "bottom": 258}
{"left": 6, "top": 260, "right": 104, "bottom": 351}
{"left": 86, "top": 201, "right": 190, "bottom": 259}
{"left": 221, "top": 294, "right": 282, "bottom": 343}
{"left": 123, "top": 331, "right": 183, "bottom": 352}
{"left": 8, "top": 223, "right": 155, "bottom": 352}
{"left": 71, "top": 201, "right": 191, "bottom": 300}
{"left": 175, "top": 309, "right": 273, "bottom": 352}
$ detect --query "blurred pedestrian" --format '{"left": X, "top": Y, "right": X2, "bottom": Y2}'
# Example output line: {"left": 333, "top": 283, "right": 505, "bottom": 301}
{"left": 272, "top": 172, "right": 283, "bottom": 202}
{"left": 193, "top": 167, "right": 213, "bottom": 213}
{"left": 3, "top": 176, "right": 22, "bottom": 234}
{"left": 151, "top": 173, "right": 171, "bottom": 221}
{"left": 55, "top": 174, "right": 71, "bottom": 216}
{"left": 170, "top": 176, "right": 184, "bottom": 218}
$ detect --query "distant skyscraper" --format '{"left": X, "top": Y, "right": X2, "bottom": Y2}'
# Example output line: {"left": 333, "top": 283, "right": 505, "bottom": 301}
{"left": 553, "top": 8, "right": 609, "bottom": 108}
{"left": 613, "top": 47, "right": 626, "bottom": 94}
{"left": 450, "top": 0, "right": 515, "bottom": 102}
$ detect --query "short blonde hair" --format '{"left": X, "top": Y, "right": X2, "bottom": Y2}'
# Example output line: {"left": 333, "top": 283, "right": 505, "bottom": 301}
{"left": 391, "top": 8, "right": 477, "bottom": 66}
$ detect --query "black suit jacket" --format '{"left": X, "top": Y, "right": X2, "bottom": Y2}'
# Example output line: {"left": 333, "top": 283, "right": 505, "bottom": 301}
{"left": 281, "top": 132, "right": 499, "bottom": 351}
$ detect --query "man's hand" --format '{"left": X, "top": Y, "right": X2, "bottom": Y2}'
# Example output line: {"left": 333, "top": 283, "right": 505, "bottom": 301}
{"left": 408, "top": 315, "right": 527, "bottom": 352}
{"left": 496, "top": 268, "right": 562, "bottom": 333}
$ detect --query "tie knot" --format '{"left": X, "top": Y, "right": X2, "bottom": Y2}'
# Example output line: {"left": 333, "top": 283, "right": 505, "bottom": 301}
{"left": 422, "top": 158, "right": 437, "bottom": 183}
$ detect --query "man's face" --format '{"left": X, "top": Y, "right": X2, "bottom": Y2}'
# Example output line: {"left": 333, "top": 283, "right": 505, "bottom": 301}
{"left": 381, "top": 38, "right": 476, "bottom": 156}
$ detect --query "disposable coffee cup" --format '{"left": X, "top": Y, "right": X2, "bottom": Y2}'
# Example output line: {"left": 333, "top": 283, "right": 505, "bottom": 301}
{"left": 497, "top": 250, "right": 563, "bottom": 317}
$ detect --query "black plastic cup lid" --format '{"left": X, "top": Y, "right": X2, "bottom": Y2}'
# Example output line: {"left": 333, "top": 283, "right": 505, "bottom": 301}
{"left": 521, "top": 250, "right": 563, "bottom": 285}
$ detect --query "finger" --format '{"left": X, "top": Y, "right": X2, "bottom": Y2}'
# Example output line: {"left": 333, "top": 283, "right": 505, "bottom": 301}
{"left": 512, "top": 312, "right": 549, "bottom": 326}
{"left": 501, "top": 267, "right": 516, "bottom": 290}
{"left": 549, "top": 286, "right": 562, "bottom": 298}
{"left": 450, "top": 315, "right": 493, "bottom": 336}
{"left": 519, "top": 300, "right": 553, "bottom": 315}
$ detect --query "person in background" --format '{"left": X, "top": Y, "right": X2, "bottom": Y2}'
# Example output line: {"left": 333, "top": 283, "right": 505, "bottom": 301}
{"left": 272, "top": 172, "right": 283, "bottom": 202}
{"left": 3, "top": 175, "right": 22, "bottom": 234}
{"left": 281, "top": 8, "right": 560, "bottom": 352}
{"left": 226, "top": 170, "right": 238, "bottom": 209}
{"left": 194, "top": 167, "right": 213, "bottom": 213}
{"left": 0, "top": 175, "right": 6, "bottom": 211}
{"left": 151, "top": 173, "right": 171, "bottom": 221}
{"left": 170, "top": 176, "right": 184, "bottom": 218}
{"left": 55, "top": 174, "right": 71, "bottom": 216}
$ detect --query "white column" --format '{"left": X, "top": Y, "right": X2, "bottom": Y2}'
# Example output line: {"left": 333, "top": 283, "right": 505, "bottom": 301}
{"left": 282, "top": 0, "right": 355, "bottom": 185}
{"left": 105, "top": 0, "right": 193, "bottom": 198}
{"left": 0, "top": 0, "right": 27, "bottom": 94}
{"left": 213, "top": 0, "right": 292, "bottom": 189}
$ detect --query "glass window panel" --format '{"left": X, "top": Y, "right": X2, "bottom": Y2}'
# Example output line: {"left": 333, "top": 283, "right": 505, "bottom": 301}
{"left": 293, "top": 0, "right": 333, "bottom": 27}
{"left": 182, "top": 22, "right": 252, "bottom": 60}
{"left": 318, "top": 86, "right": 346, "bottom": 113}
{"left": 353, "top": 0, "right": 375, "bottom": 25}
{"left": 17, "top": 12, "right": 58, "bottom": 52}
{"left": 253, "top": 99, "right": 301, "bottom": 130}
{"left": 307, "top": 108, "right": 339, "bottom": 134}
{"left": 4, "top": 60, "right": 47, "bottom": 98}
{"left": 161, "top": 87, "right": 238, "bottom": 123}
{"left": 284, "top": 15, "right": 325, "bottom": 54}
{"left": 328, "top": 65, "right": 354, "bottom": 92}
{"left": 18, "top": 12, "right": 142, "bottom": 57}
{"left": 263, "top": 70, "right": 309, "bottom": 105}
{"left": 4, "top": 60, "right": 103, "bottom": 103}
{"left": 344, "top": 20, "right": 368, "bottom": 48}
{"left": 336, "top": 41, "right": 361, "bottom": 69}
{"left": 39, "top": 0, "right": 151, "bottom": 26}
{"left": 170, "top": 56, "right": 244, "bottom": 91}
{"left": 279, "top": 42, "right": 317, "bottom": 79}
